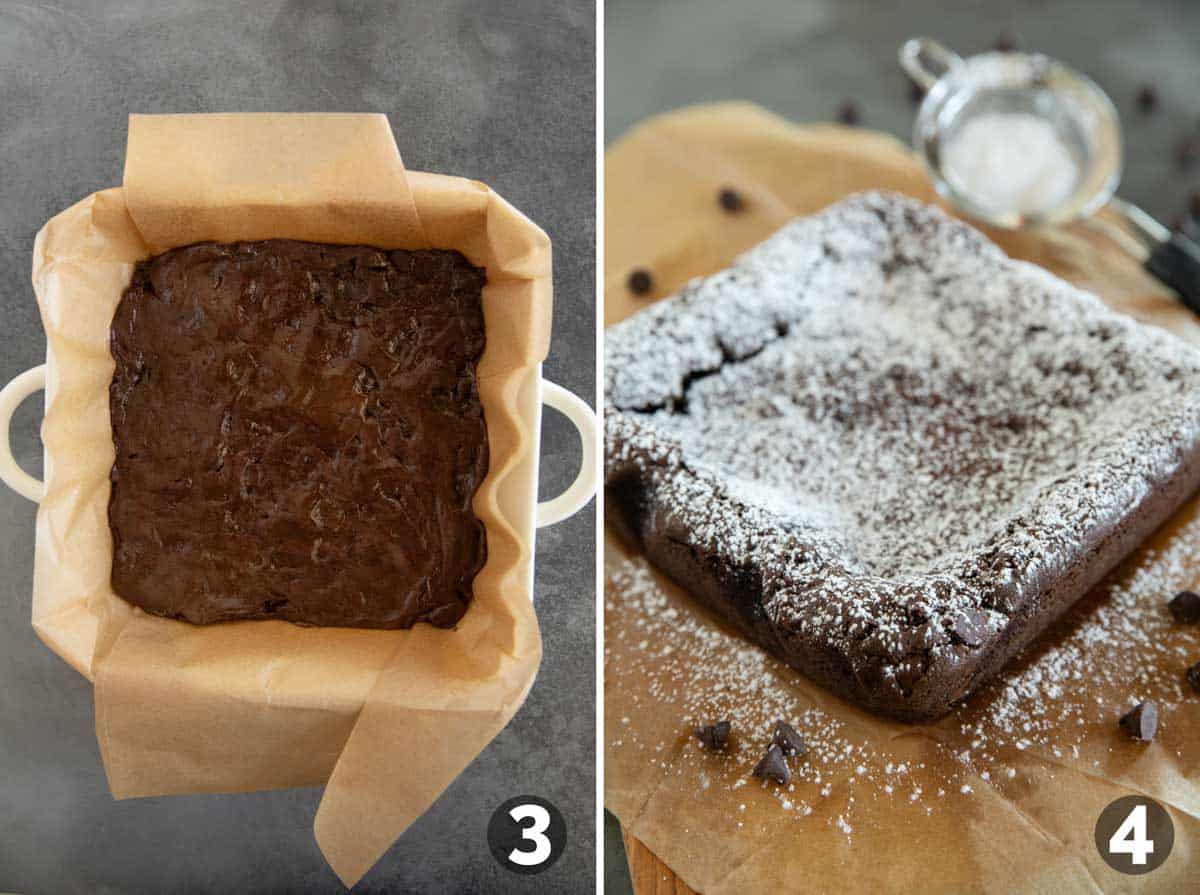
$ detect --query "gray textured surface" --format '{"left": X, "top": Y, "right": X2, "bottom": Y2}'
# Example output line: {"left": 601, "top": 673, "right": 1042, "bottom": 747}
{"left": 604, "top": 1, "right": 1198, "bottom": 891}
{"left": 0, "top": 1, "right": 595, "bottom": 892}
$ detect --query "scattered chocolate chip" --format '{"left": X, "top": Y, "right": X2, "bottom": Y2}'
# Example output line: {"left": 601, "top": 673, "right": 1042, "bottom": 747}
{"left": 718, "top": 187, "right": 745, "bottom": 213}
{"left": 1175, "top": 137, "right": 1200, "bottom": 170}
{"left": 836, "top": 101, "right": 860, "bottom": 126}
{"left": 993, "top": 33, "right": 1018, "bottom": 52}
{"left": 908, "top": 80, "right": 926, "bottom": 104}
{"left": 694, "top": 720, "right": 731, "bottom": 751}
{"left": 1188, "top": 662, "right": 1200, "bottom": 694}
{"left": 752, "top": 743, "right": 791, "bottom": 785}
{"left": 1168, "top": 590, "right": 1200, "bottom": 623}
{"left": 1119, "top": 701, "right": 1158, "bottom": 742}
{"left": 627, "top": 268, "right": 653, "bottom": 296}
{"left": 771, "top": 720, "right": 806, "bottom": 758}
{"left": 1136, "top": 85, "right": 1159, "bottom": 114}
{"left": 952, "top": 609, "right": 988, "bottom": 647}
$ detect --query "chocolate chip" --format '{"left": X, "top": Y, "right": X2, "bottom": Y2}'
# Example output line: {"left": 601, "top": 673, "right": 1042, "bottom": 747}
{"left": 771, "top": 720, "right": 806, "bottom": 758}
{"left": 952, "top": 609, "right": 988, "bottom": 647}
{"left": 1136, "top": 85, "right": 1159, "bottom": 114}
{"left": 627, "top": 268, "right": 653, "bottom": 296}
{"left": 694, "top": 720, "right": 731, "bottom": 751}
{"left": 993, "top": 33, "right": 1018, "bottom": 52}
{"left": 1168, "top": 590, "right": 1200, "bottom": 623}
{"left": 908, "top": 80, "right": 926, "bottom": 104}
{"left": 1175, "top": 137, "right": 1200, "bottom": 170}
{"left": 1119, "top": 701, "right": 1158, "bottom": 742}
{"left": 752, "top": 744, "right": 791, "bottom": 785}
{"left": 836, "top": 101, "right": 860, "bottom": 126}
{"left": 718, "top": 187, "right": 745, "bottom": 213}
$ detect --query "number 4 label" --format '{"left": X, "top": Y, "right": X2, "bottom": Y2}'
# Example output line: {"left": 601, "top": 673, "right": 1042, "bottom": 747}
{"left": 1108, "top": 804, "right": 1153, "bottom": 866}
{"left": 1095, "top": 795, "right": 1174, "bottom": 874}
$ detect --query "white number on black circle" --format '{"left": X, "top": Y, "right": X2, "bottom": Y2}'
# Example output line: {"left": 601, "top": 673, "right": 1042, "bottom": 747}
{"left": 1109, "top": 804, "right": 1154, "bottom": 866}
{"left": 507, "top": 803, "right": 553, "bottom": 867}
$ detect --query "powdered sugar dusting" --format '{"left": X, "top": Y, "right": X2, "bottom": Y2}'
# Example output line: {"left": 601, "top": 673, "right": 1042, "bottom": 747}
{"left": 605, "top": 192, "right": 1200, "bottom": 717}
{"left": 606, "top": 554, "right": 960, "bottom": 836}
{"left": 962, "top": 509, "right": 1200, "bottom": 752}
{"left": 607, "top": 505, "right": 1200, "bottom": 840}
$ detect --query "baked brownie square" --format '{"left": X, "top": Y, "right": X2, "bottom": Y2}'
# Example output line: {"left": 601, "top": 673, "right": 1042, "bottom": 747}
{"left": 605, "top": 193, "right": 1200, "bottom": 721}
{"left": 109, "top": 239, "right": 488, "bottom": 629}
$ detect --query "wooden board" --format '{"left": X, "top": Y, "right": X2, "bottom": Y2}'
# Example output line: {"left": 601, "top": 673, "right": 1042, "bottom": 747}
{"left": 621, "top": 831, "right": 699, "bottom": 895}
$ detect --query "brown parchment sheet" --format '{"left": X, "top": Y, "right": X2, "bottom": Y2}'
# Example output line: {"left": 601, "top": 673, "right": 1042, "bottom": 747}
{"left": 605, "top": 103, "right": 1200, "bottom": 893}
{"left": 30, "top": 113, "right": 551, "bottom": 887}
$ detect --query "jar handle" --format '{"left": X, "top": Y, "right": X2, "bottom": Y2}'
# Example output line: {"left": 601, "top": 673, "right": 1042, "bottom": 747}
{"left": 899, "top": 38, "right": 964, "bottom": 92}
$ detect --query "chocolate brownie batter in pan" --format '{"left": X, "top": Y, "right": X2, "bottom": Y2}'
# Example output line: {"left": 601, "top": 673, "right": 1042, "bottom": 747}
{"left": 109, "top": 239, "right": 488, "bottom": 629}
{"left": 605, "top": 192, "right": 1200, "bottom": 721}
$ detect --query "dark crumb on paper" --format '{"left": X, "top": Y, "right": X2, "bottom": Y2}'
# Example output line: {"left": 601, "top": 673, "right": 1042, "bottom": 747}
{"left": 836, "top": 101, "right": 860, "bottom": 126}
{"left": 908, "top": 79, "right": 926, "bottom": 104}
{"left": 718, "top": 187, "right": 745, "bottom": 213}
{"left": 993, "top": 33, "right": 1019, "bottom": 52}
{"left": 752, "top": 744, "right": 791, "bottom": 785}
{"left": 1136, "top": 84, "right": 1159, "bottom": 114}
{"left": 695, "top": 720, "right": 732, "bottom": 751}
{"left": 1168, "top": 590, "right": 1200, "bottom": 623}
{"left": 627, "top": 268, "right": 653, "bottom": 296}
{"left": 1118, "top": 701, "right": 1158, "bottom": 742}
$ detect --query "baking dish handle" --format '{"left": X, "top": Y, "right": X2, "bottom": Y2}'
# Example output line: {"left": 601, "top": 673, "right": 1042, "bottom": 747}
{"left": 0, "top": 364, "right": 47, "bottom": 503}
{"left": 0, "top": 366, "right": 598, "bottom": 520}
{"left": 536, "top": 380, "right": 597, "bottom": 527}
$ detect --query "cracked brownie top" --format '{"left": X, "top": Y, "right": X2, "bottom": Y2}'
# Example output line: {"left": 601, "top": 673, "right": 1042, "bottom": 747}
{"left": 605, "top": 192, "right": 1200, "bottom": 713}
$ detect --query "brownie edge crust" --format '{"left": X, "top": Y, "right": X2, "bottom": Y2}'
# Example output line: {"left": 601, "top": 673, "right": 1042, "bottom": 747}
{"left": 605, "top": 193, "right": 1200, "bottom": 721}
{"left": 108, "top": 239, "right": 488, "bottom": 629}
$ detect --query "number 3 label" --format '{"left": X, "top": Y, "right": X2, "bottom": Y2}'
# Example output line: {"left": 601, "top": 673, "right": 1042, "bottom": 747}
{"left": 488, "top": 795, "right": 567, "bottom": 874}
{"left": 1095, "top": 796, "right": 1174, "bottom": 874}
{"left": 507, "top": 804, "right": 553, "bottom": 866}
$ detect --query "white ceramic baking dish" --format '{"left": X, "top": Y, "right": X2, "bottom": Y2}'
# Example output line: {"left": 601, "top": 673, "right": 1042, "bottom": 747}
{"left": 0, "top": 360, "right": 595, "bottom": 601}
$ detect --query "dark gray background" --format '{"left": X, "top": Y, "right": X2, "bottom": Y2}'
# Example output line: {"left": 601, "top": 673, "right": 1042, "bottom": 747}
{"left": 604, "top": 0, "right": 1198, "bottom": 891}
{"left": 0, "top": 1, "right": 595, "bottom": 893}
{"left": 607, "top": 0, "right": 1200, "bottom": 224}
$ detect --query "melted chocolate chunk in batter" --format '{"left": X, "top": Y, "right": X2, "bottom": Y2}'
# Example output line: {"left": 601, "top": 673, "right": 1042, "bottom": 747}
{"left": 108, "top": 239, "right": 488, "bottom": 629}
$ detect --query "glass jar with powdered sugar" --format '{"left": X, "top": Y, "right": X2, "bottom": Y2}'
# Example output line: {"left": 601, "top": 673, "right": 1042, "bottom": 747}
{"left": 902, "top": 37, "right": 1120, "bottom": 229}
{"left": 901, "top": 37, "right": 1200, "bottom": 316}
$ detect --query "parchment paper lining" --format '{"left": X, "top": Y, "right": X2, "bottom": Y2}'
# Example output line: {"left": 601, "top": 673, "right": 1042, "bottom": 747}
{"left": 31, "top": 113, "right": 552, "bottom": 887}
{"left": 605, "top": 103, "right": 1200, "bottom": 894}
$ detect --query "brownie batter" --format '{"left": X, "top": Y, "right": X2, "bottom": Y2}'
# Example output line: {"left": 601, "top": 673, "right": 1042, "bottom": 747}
{"left": 108, "top": 239, "right": 488, "bottom": 629}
